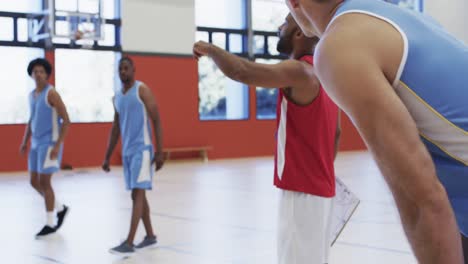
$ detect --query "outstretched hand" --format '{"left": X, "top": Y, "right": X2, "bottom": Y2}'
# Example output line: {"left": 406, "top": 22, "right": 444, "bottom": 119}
{"left": 193, "top": 41, "right": 213, "bottom": 60}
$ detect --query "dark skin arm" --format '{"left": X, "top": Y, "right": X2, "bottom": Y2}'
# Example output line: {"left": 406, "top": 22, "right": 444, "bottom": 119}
{"left": 48, "top": 89, "right": 70, "bottom": 160}
{"left": 19, "top": 119, "right": 32, "bottom": 155}
{"left": 193, "top": 41, "right": 320, "bottom": 104}
{"left": 139, "top": 84, "right": 164, "bottom": 171}
{"left": 102, "top": 109, "right": 120, "bottom": 172}
{"left": 316, "top": 14, "right": 462, "bottom": 263}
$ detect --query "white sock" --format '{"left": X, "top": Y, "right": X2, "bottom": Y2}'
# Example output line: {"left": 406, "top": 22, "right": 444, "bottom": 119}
{"left": 55, "top": 200, "right": 64, "bottom": 212}
{"left": 46, "top": 212, "right": 55, "bottom": 227}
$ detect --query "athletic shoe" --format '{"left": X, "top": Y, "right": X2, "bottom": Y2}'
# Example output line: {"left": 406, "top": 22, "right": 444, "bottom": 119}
{"left": 109, "top": 241, "right": 135, "bottom": 257}
{"left": 56, "top": 205, "right": 69, "bottom": 230}
{"left": 36, "top": 225, "right": 56, "bottom": 238}
{"left": 135, "top": 236, "right": 157, "bottom": 250}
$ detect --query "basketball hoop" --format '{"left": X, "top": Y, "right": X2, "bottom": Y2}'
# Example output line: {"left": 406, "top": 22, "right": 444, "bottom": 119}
{"left": 74, "top": 29, "right": 95, "bottom": 40}
{"left": 28, "top": 0, "right": 104, "bottom": 47}
{"left": 74, "top": 30, "right": 84, "bottom": 40}
{"left": 73, "top": 29, "right": 96, "bottom": 49}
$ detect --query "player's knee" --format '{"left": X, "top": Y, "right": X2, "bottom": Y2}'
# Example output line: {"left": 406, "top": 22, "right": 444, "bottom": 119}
{"left": 30, "top": 178, "right": 40, "bottom": 191}
{"left": 39, "top": 177, "right": 51, "bottom": 190}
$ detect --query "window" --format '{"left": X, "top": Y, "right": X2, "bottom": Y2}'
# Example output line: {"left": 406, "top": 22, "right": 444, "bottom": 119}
{"left": 0, "top": 18, "right": 14, "bottom": 41}
{"left": 196, "top": 0, "right": 245, "bottom": 29}
{"left": 384, "top": 0, "right": 423, "bottom": 11}
{"left": 0, "top": 0, "right": 41, "bottom": 13}
{"left": 252, "top": 1, "right": 287, "bottom": 120}
{"left": 0, "top": 0, "right": 42, "bottom": 44}
{"left": 55, "top": 49, "right": 120, "bottom": 123}
{"left": 252, "top": 0, "right": 288, "bottom": 57}
{"left": 195, "top": 0, "right": 249, "bottom": 120}
{"left": 0, "top": 0, "right": 120, "bottom": 50}
{"left": 252, "top": 0, "right": 289, "bottom": 32}
{"left": 198, "top": 57, "right": 249, "bottom": 120}
{"left": 55, "top": 0, "right": 118, "bottom": 18}
{"left": 255, "top": 59, "right": 280, "bottom": 120}
{"left": 53, "top": 0, "right": 119, "bottom": 45}
{"left": 0, "top": 47, "right": 44, "bottom": 124}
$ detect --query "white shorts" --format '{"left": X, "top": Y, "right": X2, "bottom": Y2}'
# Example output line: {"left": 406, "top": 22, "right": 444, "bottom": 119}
{"left": 278, "top": 190, "right": 334, "bottom": 264}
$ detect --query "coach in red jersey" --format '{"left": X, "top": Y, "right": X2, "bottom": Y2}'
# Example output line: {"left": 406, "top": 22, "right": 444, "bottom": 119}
{"left": 193, "top": 13, "right": 340, "bottom": 264}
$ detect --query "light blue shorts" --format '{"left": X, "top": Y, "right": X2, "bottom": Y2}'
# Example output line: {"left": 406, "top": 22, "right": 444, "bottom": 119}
{"left": 123, "top": 149, "right": 154, "bottom": 190}
{"left": 28, "top": 144, "right": 63, "bottom": 174}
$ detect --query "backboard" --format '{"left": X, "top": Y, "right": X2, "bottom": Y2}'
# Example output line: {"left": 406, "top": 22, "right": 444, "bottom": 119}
{"left": 27, "top": 0, "right": 105, "bottom": 46}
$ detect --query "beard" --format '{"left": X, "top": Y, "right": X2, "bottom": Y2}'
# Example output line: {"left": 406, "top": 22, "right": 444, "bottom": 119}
{"left": 276, "top": 37, "right": 292, "bottom": 56}
{"left": 120, "top": 76, "right": 130, "bottom": 83}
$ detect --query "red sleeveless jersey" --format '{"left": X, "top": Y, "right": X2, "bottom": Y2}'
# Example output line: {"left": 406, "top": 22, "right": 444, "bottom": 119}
{"left": 274, "top": 55, "right": 338, "bottom": 197}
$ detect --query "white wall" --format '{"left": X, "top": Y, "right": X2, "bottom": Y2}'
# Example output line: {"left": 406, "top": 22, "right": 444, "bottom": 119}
{"left": 122, "top": 0, "right": 195, "bottom": 54}
{"left": 424, "top": 0, "right": 468, "bottom": 44}
{"left": 121, "top": 0, "right": 467, "bottom": 53}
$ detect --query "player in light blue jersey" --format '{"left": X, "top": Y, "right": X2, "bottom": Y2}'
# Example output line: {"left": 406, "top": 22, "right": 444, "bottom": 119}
{"left": 20, "top": 58, "right": 71, "bottom": 238}
{"left": 102, "top": 57, "right": 164, "bottom": 256}
{"left": 285, "top": 0, "right": 467, "bottom": 263}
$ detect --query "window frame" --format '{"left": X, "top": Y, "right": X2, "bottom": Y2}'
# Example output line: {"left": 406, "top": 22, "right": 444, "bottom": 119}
{"left": 196, "top": 0, "right": 289, "bottom": 121}
{"left": 195, "top": 0, "right": 251, "bottom": 122}
{"left": 196, "top": 0, "right": 424, "bottom": 121}
{"left": 0, "top": 0, "right": 121, "bottom": 51}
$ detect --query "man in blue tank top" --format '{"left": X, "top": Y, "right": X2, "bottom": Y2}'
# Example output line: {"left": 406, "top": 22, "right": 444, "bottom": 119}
{"left": 285, "top": 0, "right": 468, "bottom": 263}
{"left": 19, "top": 58, "right": 71, "bottom": 238}
{"left": 102, "top": 57, "right": 164, "bottom": 256}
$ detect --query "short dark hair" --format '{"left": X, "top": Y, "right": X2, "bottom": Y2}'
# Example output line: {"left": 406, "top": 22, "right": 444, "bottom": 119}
{"left": 119, "top": 56, "right": 134, "bottom": 66}
{"left": 27, "top": 58, "right": 52, "bottom": 77}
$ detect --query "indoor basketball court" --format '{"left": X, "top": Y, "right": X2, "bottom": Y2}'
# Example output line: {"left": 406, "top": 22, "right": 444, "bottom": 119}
{"left": 0, "top": 0, "right": 466, "bottom": 264}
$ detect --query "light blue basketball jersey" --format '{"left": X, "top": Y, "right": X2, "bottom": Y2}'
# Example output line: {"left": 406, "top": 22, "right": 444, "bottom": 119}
{"left": 29, "top": 85, "right": 62, "bottom": 149}
{"left": 330, "top": 0, "right": 468, "bottom": 234}
{"left": 114, "top": 81, "right": 153, "bottom": 156}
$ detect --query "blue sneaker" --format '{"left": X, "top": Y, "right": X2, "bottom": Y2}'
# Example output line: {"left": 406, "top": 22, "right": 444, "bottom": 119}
{"left": 135, "top": 236, "right": 157, "bottom": 250}
{"left": 109, "top": 241, "right": 135, "bottom": 257}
